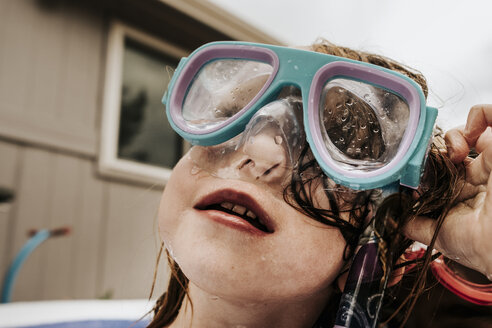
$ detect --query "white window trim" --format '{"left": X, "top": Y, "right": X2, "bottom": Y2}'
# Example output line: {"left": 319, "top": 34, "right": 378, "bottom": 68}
{"left": 98, "top": 20, "right": 188, "bottom": 186}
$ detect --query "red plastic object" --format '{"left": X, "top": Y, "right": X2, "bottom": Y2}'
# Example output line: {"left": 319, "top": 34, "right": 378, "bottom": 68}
{"left": 430, "top": 256, "right": 492, "bottom": 306}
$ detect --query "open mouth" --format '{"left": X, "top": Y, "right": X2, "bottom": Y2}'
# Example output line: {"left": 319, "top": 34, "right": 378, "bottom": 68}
{"left": 195, "top": 190, "right": 274, "bottom": 234}
{"left": 204, "top": 202, "right": 271, "bottom": 233}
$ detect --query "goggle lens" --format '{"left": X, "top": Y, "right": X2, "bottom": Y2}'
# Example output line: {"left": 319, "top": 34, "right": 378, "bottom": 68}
{"left": 319, "top": 78, "right": 410, "bottom": 171}
{"left": 182, "top": 59, "right": 274, "bottom": 129}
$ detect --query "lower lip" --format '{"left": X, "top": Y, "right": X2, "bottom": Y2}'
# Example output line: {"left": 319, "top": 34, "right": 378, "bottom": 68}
{"left": 197, "top": 209, "right": 268, "bottom": 236}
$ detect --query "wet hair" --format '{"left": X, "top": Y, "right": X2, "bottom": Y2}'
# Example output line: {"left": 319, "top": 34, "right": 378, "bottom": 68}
{"left": 147, "top": 39, "right": 466, "bottom": 328}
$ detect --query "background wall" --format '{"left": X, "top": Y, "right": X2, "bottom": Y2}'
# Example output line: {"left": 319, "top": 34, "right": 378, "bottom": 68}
{"left": 0, "top": 0, "right": 277, "bottom": 302}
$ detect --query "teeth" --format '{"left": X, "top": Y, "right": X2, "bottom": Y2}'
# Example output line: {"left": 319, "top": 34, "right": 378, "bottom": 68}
{"left": 218, "top": 202, "right": 264, "bottom": 227}
{"left": 231, "top": 205, "right": 247, "bottom": 215}
{"left": 221, "top": 202, "right": 234, "bottom": 210}
{"left": 246, "top": 210, "right": 257, "bottom": 219}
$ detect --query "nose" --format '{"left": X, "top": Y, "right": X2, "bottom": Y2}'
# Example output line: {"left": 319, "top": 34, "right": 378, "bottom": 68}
{"left": 235, "top": 133, "right": 289, "bottom": 183}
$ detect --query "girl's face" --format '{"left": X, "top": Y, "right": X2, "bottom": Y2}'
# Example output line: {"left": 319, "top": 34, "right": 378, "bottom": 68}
{"left": 158, "top": 97, "right": 348, "bottom": 304}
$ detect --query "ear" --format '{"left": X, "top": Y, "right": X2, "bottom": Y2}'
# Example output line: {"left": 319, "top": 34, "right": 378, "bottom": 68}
{"left": 336, "top": 257, "right": 406, "bottom": 291}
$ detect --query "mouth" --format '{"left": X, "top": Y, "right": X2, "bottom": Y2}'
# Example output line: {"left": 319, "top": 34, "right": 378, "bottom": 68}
{"left": 195, "top": 190, "right": 274, "bottom": 234}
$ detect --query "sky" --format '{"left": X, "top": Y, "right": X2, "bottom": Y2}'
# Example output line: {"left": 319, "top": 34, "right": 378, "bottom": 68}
{"left": 208, "top": 0, "right": 492, "bottom": 131}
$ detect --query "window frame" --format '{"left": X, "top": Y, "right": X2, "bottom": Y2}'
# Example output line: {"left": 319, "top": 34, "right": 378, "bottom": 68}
{"left": 99, "top": 20, "right": 188, "bottom": 185}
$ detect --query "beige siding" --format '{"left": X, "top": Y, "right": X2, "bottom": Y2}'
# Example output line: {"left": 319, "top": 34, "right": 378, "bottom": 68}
{"left": 1, "top": 140, "right": 166, "bottom": 301}
{"left": 0, "top": 142, "right": 21, "bottom": 273}
{"left": 0, "top": 0, "right": 169, "bottom": 302}
{"left": 10, "top": 147, "right": 53, "bottom": 301}
{"left": 100, "top": 182, "right": 164, "bottom": 299}
{"left": 0, "top": 0, "right": 104, "bottom": 156}
{"left": 0, "top": 0, "right": 274, "bottom": 303}
{"left": 70, "top": 161, "right": 106, "bottom": 299}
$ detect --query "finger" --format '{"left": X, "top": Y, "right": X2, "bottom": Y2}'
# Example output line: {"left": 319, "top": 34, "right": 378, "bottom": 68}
{"left": 465, "top": 144, "right": 492, "bottom": 185}
{"left": 463, "top": 104, "right": 492, "bottom": 145}
{"left": 484, "top": 171, "right": 492, "bottom": 218}
{"left": 445, "top": 127, "right": 469, "bottom": 164}
{"left": 403, "top": 215, "right": 437, "bottom": 247}
{"left": 475, "top": 126, "right": 492, "bottom": 153}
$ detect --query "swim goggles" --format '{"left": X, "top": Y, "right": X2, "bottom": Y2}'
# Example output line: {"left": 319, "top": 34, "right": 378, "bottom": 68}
{"left": 163, "top": 41, "right": 437, "bottom": 190}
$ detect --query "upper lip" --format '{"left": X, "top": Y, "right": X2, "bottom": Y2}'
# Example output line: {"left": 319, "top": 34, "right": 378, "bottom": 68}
{"left": 194, "top": 188, "right": 275, "bottom": 233}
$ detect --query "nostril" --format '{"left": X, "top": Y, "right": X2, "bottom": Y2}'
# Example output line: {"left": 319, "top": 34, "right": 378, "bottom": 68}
{"left": 262, "top": 163, "right": 280, "bottom": 176}
{"left": 238, "top": 158, "right": 255, "bottom": 170}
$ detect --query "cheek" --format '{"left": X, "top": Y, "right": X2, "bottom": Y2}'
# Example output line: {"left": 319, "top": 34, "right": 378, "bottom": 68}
{"left": 158, "top": 155, "right": 195, "bottom": 254}
{"left": 266, "top": 225, "right": 347, "bottom": 297}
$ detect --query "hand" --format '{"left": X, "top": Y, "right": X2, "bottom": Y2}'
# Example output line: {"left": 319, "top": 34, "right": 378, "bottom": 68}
{"left": 405, "top": 104, "right": 492, "bottom": 278}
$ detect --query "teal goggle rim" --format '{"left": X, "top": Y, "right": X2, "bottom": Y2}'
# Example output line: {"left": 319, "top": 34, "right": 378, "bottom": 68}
{"left": 163, "top": 41, "right": 437, "bottom": 190}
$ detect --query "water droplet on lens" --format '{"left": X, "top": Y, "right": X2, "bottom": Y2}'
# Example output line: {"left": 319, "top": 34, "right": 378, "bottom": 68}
{"left": 274, "top": 136, "right": 283, "bottom": 145}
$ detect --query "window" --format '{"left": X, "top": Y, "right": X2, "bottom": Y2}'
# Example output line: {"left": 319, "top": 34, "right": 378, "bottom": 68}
{"left": 99, "top": 21, "right": 188, "bottom": 185}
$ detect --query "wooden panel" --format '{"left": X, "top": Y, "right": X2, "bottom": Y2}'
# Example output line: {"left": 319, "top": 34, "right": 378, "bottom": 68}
{"left": 100, "top": 182, "right": 166, "bottom": 299}
{"left": 69, "top": 160, "right": 105, "bottom": 299}
{"left": 41, "top": 153, "right": 81, "bottom": 300}
{"left": 0, "top": 141, "right": 21, "bottom": 274}
{"left": 58, "top": 3, "right": 103, "bottom": 128}
{"left": 10, "top": 148, "right": 53, "bottom": 301}
{"left": 0, "top": 140, "right": 20, "bottom": 191}
{"left": 0, "top": 0, "right": 38, "bottom": 114}
{"left": 24, "top": 1, "right": 68, "bottom": 118}
{"left": 8, "top": 147, "right": 110, "bottom": 301}
{"left": 0, "top": 0, "right": 103, "bottom": 156}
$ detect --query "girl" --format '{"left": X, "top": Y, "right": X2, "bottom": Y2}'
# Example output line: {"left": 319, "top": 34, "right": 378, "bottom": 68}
{"left": 149, "top": 40, "right": 492, "bottom": 327}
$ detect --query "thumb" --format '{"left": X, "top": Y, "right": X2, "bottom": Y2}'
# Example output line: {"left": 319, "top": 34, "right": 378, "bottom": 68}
{"left": 403, "top": 215, "right": 437, "bottom": 247}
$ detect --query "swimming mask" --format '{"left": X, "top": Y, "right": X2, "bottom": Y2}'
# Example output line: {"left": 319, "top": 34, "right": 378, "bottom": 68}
{"left": 163, "top": 41, "right": 437, "bottom": 190}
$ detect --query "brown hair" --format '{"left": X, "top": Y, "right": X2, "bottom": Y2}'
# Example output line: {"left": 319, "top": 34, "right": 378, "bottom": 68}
{"left": 148, "top": 39, "right": 465, "bottom": 328}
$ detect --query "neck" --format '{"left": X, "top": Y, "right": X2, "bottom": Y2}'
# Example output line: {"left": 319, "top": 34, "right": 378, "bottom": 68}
{"left": 168, "top": 282, "right": 332, "bottom": 328}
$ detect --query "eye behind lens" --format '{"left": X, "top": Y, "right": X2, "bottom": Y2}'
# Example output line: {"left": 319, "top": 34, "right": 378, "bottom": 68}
{"left": 319, "top": 78, "right": 410, "bottom": 171}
